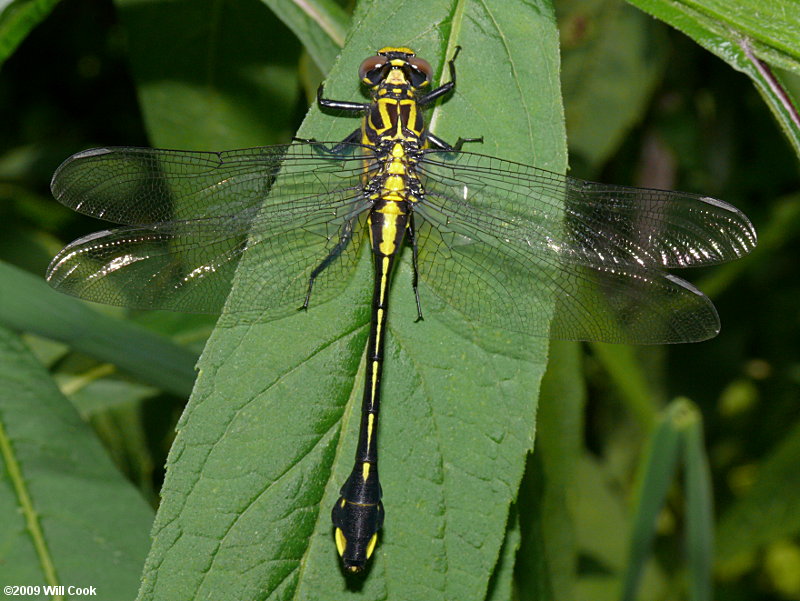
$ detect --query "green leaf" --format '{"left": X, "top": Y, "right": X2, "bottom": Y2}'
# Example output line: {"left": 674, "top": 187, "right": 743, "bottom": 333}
{"left": 625, "top": 0, "right": 800, "bottom": 158}
{"left": 0, "top": 0, "right": 60, "bottom": 68}
{"left": 621, "top": 398, "right": 712, "bottom": 601}
{"left": 132, "top": 0, "right": 566, "bottom": 599}
{"left": 590, "top": 342, "right": 660, "bottom": 429}
{"left": 620, "top": 400, "right": 682, "bottom": 601}
{"left": 260, "top": 0, "right": 349, "bottom": 72}
{"left": 0, "top": 325, "right": 154, "bottom": 595}
{"left": 0, "top": 261, "right": 197, "bottom": 397}
{"left": 558, "top": 0, "right": 668, "bottom": 169}
{"left": 115, "top": 0, "right": 303, "bottom": 149}
{"left": 70, "top": 378, "right": 164, "bottom": 501}
{"left": 682, "top": 406, "right": 713, "bottom": 601}
{"left": 515, "top": 341, "right": 585, "bottom": 601}
{"left": 486, "top": 504, "right": 522, "bottom": 601}
{"left": 573, "top": 455, "right": 639, "bottom": 599}
{"left": 717, "top": 418, "right": 800, "bottom": 566}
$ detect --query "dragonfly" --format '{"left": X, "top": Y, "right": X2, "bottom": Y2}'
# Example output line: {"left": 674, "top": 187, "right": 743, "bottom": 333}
{"left": 47, "top": 46, "right": 757, "bottom": 572}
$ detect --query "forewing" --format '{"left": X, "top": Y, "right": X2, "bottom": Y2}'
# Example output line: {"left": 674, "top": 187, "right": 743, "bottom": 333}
{"left": 413, "top": 151, "right": 756, "bottom": 343}
{"left": 51, "top": 143, "right": 371, "bottom": 224}
{"left": 48, "top": 144, "right": 374, "bottom": 318}
{"left": 417, "top": 150, "right": 756, "bottom": 269}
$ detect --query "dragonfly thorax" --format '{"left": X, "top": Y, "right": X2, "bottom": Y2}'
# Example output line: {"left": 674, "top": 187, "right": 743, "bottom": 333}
{"left": 364, "top": 140, "right": 423, "bottom": 206}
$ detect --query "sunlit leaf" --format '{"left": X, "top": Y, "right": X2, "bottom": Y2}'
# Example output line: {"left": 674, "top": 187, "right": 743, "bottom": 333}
{"left": 132, "top": 0, "right": 566, "bottom": 599}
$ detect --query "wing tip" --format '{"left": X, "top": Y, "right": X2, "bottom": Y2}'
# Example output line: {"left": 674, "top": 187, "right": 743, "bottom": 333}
{"left": 699, "top": 196, "right": 758, "bottom": 255}
{"left": 663, "top": 274, "right": 721, "bottom": 343}
{"left": 51, "top": 147, "right": 115, "bottom": 196}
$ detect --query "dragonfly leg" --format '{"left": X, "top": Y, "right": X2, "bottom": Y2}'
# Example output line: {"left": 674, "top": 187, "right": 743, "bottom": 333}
{"left": 418, "top": 46, "right": 462, "bottom": 106}
{"left": 407, "top": 213, "right": 424, "bottom": 322}
{"left": 293, "top": 128, "right": 362, "bottom": 155}
{"left": 317, "top": 84, "right": 369, "bottom": 112}
{"left": 426, "top": 132, "right": 484, "bottom": 151}
{"left": 301, "top": 219, "right": 356, "bottom": 311}
{"left": 294, "top": 84, "right": 365, "bottom": 154}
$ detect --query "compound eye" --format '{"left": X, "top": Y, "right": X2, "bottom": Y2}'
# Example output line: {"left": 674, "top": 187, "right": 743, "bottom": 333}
{"left": 407, "top": 56, "right": 432, "bottom": 87}
{"left": 359, "top": 55, "right": 387, "bottom": 84}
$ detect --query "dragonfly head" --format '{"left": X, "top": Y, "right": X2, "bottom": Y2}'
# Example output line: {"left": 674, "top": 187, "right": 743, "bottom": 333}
{"left": 359, "top": 47, "right": 432, "bottom": 90}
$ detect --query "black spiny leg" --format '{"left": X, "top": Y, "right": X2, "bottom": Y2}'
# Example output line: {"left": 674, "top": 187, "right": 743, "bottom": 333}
{"left": 317, "top": 83, "right": 368, "bottom": 112}
{"left": 294, "top": 129, "right": 361, "bottom": 156}
{"left": 426, "top": 133, "right": 484, "bottom": 152}
{"left": 294, "top": 84, "right": 369, "bottom": 154}
{"left": 301, "top": 219, "right": 356, "bottom": 311}
{"left": 418, "top": 46, "right": 462, "bottom": 106}
{"left": 407, "top": 214, "right": 424, "bottom": 322}
{"left": 417, "top": 47, "right": 483, "bottom": 152}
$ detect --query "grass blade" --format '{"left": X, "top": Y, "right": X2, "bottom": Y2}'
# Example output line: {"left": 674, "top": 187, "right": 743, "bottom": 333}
{"left": 0, "top": 261, "right": 197, "bottom": 397}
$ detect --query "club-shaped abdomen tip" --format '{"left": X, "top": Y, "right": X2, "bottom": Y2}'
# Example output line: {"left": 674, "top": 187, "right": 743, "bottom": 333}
{"left": 334, "top": 526, "right": 379, "bottom": 573}
{"left": 332, "top": 492, "right": 384, "bottom": 572}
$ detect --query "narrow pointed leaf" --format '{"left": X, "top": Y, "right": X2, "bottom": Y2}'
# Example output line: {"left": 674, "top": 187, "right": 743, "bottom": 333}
{"left": 133, "top": 0, "right": 566, "bottom": 599}
{"left": 0, "top": 0, "right": 60, "bottom": 68}
{"left": 620, "top": 399, "right": 684, "bottom": 601}
{"left": 0, "top": 261, "right": 197, "bottom": 397}
{"left": 114, "top": 0, "right": 302, "bottom": 150}
{"left": 682, "top": 406, "right": 713, "bottom": 601}
{"left": 625, "top": 0, "right": 800, "bottom": 157}
{"left": 559, "top": 0, "right": 667, "bottom": 168}
{"left": 515, "top": 341, "right": 584, "bottom": 601}
{"left": 260, "top": 0, "right": 349, "bottom": 72}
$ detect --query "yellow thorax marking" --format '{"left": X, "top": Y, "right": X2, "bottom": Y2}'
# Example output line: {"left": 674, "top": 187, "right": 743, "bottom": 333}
{"left": 377, "top": 100, "right": 392, "bottom": 133}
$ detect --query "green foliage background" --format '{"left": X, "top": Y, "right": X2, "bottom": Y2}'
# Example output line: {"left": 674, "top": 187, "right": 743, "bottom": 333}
{"left": 0, "top": 0, "right": 798, "bottom": 600}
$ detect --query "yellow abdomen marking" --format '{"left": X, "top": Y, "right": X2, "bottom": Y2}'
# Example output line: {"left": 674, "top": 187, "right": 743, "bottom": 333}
{"left": 375, "top": 308, "right": 384, "bottom": 347}
{"left": 388, "top": 161, "right": 405, "bottom": 175}
{"left": 379, "top": 257, "right": 390, "bottom": 304}
{"left": 335, "top": 527, "right": 347, "bottom": 555}
{"left": 366, "top": 533, "right": 379, "bottom": 558}
{"left": 370, "top": 360, "right": 379, "bottom": 404}
{"left": 378, "top": 215, "right": 400, "bottom": 255}
{"left": 384, "top": 175, "right": 405, "bottom": 192}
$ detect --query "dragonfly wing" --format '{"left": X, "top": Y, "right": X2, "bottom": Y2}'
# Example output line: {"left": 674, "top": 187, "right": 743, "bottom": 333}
{"left": 48, "top": 166, "right": 372, "bottom": 318}
{"left": 413, "top": 151, "right": 754, "bottom": 343}
{"left": 51, "top": 143, "right": 371, "bottom": 225}
{"left": 418, "top": 151, "right": 756, "bottom": 269}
